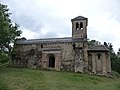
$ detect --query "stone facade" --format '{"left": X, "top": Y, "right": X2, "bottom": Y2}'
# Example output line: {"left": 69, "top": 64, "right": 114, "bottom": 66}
{"left": 10, "top": 16, "right": 111, "bottom": 76}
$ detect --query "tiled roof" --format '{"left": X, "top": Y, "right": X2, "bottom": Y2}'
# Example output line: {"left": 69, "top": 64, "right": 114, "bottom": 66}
{"left": 88, "top": 45, "right": 109, "bottom": 51}
{"left": 15, "top": 37, "right": 85, "bottom": 45}
{"left": 71, "top": 16, "right": 87, "bottom": 21}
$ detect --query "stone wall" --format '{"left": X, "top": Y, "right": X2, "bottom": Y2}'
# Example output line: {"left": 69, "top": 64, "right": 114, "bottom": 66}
{"left": 88, "top": 51, "right": 111, "bottom": 75}
{"left": 10, "top": 41, "right": 111, "bottom": 76}
{"left": 11, "top": 42, "right": 77, "bottom": 71}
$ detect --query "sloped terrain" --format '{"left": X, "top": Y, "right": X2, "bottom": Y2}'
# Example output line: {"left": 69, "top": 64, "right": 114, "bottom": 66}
{"left": 0, "top": 66, "right": 120, "bottom": 90}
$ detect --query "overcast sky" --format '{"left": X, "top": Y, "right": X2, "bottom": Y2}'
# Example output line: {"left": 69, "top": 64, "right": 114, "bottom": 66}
{"left": 1, "top": 0, "right": 120, "bottom": 52}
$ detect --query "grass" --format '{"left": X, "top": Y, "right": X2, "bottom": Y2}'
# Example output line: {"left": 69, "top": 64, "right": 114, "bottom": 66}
{"left": 0, "top": 66, "right": 120, "bottom": 90}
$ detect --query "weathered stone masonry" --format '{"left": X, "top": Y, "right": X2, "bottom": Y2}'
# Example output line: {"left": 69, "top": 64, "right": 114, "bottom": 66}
{"left": 10, "top": 16, "right": 111, "bottom": 76}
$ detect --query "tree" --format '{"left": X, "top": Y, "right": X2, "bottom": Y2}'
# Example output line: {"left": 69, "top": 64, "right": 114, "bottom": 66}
{"left": 117, "top": 48, "right": 120, "bottom": 57}
{"left": 0, "top": 3, "right": 21, "bottom": 64}
{"left": 108, "top": 43, "right": 120, "bottom": 73}
{"left": 88, "top": 39, "right": 101, "bottom": 46}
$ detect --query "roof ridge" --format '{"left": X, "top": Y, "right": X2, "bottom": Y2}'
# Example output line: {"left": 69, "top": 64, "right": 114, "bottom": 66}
{"left": 26, "top": 37, "right": 72, "bottom": 41}
{"left": 88, "top": 44, "right": 109, "bottom": 51}
{"left": 71, "top": 16, "right": 87, "bottom": 21}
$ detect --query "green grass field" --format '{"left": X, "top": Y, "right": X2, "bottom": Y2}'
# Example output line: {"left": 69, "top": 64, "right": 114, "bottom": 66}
{"left": 0, "top": 66, "right": 120, "bottom": 90}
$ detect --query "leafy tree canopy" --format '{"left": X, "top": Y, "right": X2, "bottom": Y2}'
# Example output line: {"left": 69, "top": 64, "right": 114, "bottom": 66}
{"left": 0, "top": 3, "right": 22, "bottom": 64}
{"left": 0, "top": 3, "right": 22, "bottom": 54}
{"left": 88, "top": 39, "right": 101, "bottom": 46}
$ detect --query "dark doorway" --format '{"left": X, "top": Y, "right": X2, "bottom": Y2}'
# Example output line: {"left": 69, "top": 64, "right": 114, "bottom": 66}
{"left": 49, "top": 56, "right": 55, "bottom": 68}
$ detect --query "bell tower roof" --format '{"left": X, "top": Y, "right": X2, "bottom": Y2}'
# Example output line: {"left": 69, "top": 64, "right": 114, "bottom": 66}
{"left": 71, "top": 16, "right": 87, "bottom": 21}
{"left": 71, "top": 16, "right": 88, "bottom": 39}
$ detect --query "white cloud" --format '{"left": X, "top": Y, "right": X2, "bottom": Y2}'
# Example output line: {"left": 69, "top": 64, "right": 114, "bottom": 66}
{"left": 20, "top": 27, "right": 39, "bottom": 39}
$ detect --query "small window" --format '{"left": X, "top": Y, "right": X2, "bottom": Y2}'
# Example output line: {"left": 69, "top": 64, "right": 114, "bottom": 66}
{"left": 76, "top": 22, "right": 79, "bottom": 30}
{"left": 72, "top": 43, "right": 76, "bottom": 50}
{"left": 98, "top": 54, "right": 101, "bottom": 59}
{"left": 41, "top": 44, "right": 43, "bottom": 48}
{"left": 26, "top": 60, "right": 28, "bottom": 64}
{"left": 80, "top": 22, "right": 83, "bottom": 29}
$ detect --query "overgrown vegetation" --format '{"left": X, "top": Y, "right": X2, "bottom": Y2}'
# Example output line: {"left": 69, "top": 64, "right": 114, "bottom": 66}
{"left": 0, "top": 66, "right": 120, "bottom": 90}
{"left": 0, "top": 52, "right": 8, "bottom": 64}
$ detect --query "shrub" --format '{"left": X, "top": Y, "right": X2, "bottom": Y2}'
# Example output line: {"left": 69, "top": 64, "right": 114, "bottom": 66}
{"left": 0, "top": 52, "right": 9, "bottom": 64}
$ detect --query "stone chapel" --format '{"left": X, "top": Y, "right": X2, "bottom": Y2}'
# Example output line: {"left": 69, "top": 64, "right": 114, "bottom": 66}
{"left": 10, "top": 16, "right": 111, "bottom": 76}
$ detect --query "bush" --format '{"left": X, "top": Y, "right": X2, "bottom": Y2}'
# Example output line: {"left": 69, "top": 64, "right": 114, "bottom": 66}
{"left": 0, "top": 52, "right": 9, "bottom": 64}
{"left": 112, "top": 71, "right": 120, "bottom": 79}
{"left": 111, "top": 56, "right": 120, "bottom": 74}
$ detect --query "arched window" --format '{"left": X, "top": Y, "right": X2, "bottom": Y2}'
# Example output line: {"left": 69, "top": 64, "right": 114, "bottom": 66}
{"left": 88, "top": 54, "right": 92, "bottom": 71}
{"left": 72, "top": 43, "right": 76, "bottom": 50}
{"left": 96, "top": 54, "right": 102, "bottom": 73}
{"left": 97, "top": 54, "right": 101, "bottom": 60}
{"left": 76, "top": 22, "right": 79, "bottom": 30}
{"left": 80, "top": 22, "right": 83, "bottom": 29}
{"left": 26, "top": 60, "right": 28, "bottom": 65}
{"left": 41, "top": 44, "right": 43, "bottom": 48}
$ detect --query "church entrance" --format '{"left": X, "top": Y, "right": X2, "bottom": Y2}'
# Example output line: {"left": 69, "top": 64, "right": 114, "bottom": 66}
{"left": 48, "top": 55, "right": 55, "bottom": 68}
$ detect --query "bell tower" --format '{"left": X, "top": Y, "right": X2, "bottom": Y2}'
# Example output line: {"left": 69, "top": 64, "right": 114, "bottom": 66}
{"left": 71, "top": 16, "right": 88, "bottom": 73}
{"left": 71, "top": 16, "right": 88, "bottom": 39}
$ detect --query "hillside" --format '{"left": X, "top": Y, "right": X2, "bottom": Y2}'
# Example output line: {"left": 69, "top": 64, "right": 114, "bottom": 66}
{"left": 0, "top": 66, "right": 120, "bottom": 90}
